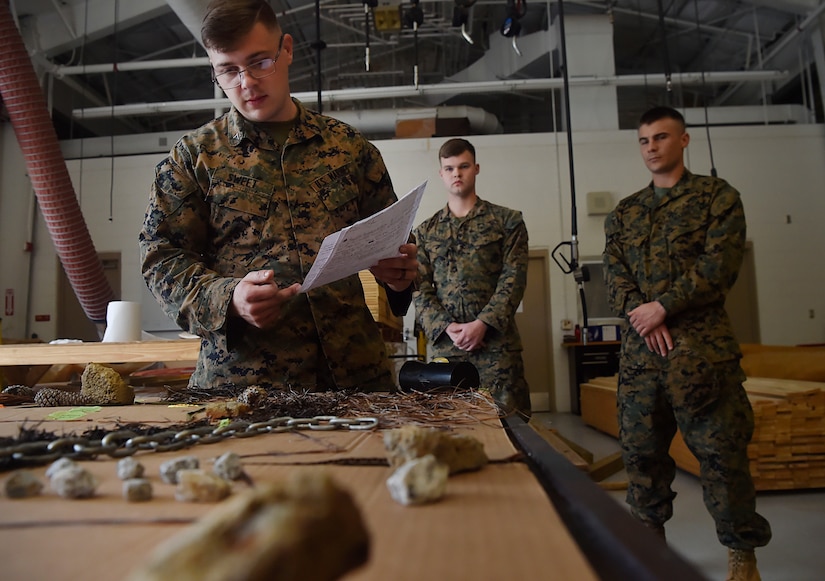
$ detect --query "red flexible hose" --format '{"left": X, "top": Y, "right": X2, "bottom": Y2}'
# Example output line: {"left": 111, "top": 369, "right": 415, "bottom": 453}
{"left": 0, "top": 0, "right": 114, "bottom": 323}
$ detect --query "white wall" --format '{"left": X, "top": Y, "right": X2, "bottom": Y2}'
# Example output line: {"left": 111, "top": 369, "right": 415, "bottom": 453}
{"left": 2, "top": 122, "right": 824, "bottom": 411}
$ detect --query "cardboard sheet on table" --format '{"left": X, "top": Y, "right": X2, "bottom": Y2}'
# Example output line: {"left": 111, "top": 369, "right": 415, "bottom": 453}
{"left": 0, "top": 461, "right": 597, "bottom": 581}
{"left": 0, "top": 403, "right": 594, "bottom": 580}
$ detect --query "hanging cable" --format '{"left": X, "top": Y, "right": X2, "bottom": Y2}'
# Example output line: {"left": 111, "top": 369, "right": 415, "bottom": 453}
{"left": 692, "top": 0, "right": 717, "bottom": 176}
{"left": 108, "top": 0, "right": 120, "bottom": 221}
{"left": 655, "top": 0, "right": 673, "bottom": 101}
{"left": 311, "top": 0, "right": 326, "bottom": 112}
{"left": 403, "top": 0, "right": 424, "bottom": 88}
{"left": 363, "top": 0, "right": 377, "bottom": 71}
{"left": 500, "top": 0, "right": 527, "bottom": 56}
{"left": 451, "top": 0, "right": 476, "bottom": 45}
{"left": 549, "top": 0, "right": 590, "bottom": 337}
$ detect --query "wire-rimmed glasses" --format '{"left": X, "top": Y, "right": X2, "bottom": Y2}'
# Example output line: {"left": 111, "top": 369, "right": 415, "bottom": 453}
{"left": 212, "top": 34, "right": 284, "bottom": 90}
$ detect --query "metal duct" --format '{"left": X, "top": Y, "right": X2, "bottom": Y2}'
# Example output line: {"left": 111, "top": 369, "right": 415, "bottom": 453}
{"left": 0, "top": 0, "right": 114, "bottom": 325}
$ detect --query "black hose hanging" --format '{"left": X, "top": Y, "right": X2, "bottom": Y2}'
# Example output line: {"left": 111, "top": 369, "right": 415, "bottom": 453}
{"left": 692, "top": 0, "right": 718, "bottom": 177}
{"left": 550, "top": 0, "right": 590, "bottom": 336}
{"left": 312, "top": 0, "right": 326, "bottom": 112}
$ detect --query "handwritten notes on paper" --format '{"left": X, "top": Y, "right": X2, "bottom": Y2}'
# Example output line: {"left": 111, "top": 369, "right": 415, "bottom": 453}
{"left": 299, "top": 181, "right": 427, "bottom": 292}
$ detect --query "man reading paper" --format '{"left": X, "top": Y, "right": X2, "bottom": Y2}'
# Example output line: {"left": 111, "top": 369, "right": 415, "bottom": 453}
{"left": 139, "top": 0, "right": 417, "bottom": 393}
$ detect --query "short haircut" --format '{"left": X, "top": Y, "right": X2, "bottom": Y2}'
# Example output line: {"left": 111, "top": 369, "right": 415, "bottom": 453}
{"left": 202, "top": 0, "right": 280, "bottom": 52}
{"left": 438, "top": 138, "right": 476, "bottom": 162}
{"left": 638, "top": 106, "right": 686, "bottom": 130}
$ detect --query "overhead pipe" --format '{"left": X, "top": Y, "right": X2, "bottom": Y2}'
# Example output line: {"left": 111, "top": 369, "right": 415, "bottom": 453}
{"left": 0, "top": 0, "right": 115, "bottom": 328}
{"left": 70, "top": 69, "right": 790, "bottom": 119}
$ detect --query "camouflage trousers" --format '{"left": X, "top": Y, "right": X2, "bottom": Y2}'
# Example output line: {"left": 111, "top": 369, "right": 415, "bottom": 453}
{"left": 430, "top": 347, "right": 531, "bottom": 418}
{"left": 617, "top": 358, "right": 772, "bottom": 550}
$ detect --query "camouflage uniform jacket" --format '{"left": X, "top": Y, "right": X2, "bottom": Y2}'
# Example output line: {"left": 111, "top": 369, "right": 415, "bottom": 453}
{"left": 413, "top": 198, "right": 528, "bottom": 352}
{"left": 139, "top": 99, "right": 405, "bottom": 391}
{"left": 603, "top": 170, "right": 745, "bottom": 369}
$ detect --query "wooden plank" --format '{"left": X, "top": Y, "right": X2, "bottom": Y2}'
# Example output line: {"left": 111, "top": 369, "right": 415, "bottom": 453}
{"left": 743, "top": 377, "right": 825, "bottom": 398}
{"left": 588, "top": 451, "right": 625, "bottom": 482}
{"left": 0, "top": 340, "right": 200, "bottom": 366}
{"left": 529, "top": 420, "right": 590, "bottom": 470}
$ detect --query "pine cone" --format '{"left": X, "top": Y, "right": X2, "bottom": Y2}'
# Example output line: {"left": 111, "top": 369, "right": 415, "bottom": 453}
{"left": 237, "top": 385, "right": 268, "bottom": 407}
{"left": 34, "top": 388, "right": 94, "bottom": 407}
{"left": 2, "top": 384, "right": 36, "bottom": 397}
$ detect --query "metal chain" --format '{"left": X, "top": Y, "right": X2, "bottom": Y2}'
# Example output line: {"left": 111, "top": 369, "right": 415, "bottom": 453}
{"left": 0, "top": 415, "right": 378, "bottom": 467}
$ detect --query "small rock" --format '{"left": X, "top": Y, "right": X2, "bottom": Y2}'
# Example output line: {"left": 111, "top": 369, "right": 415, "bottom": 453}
{"left": 45, "top": 457, "right": 78, "bottom": 480}
{"left": 50, "top": 464, "right": 98, "bottom": 499}
{"left": 174, "top": 469, "right": 231, "bottom": 503}
{"left": 213, "top": 452, "right": 243, "bottom": 481}
{"left": 123, "top": 478, "right": 153, "bottom": 502}
{"left": 4, "top": 470, "right": 44, "bottom": 498}
{"left": 386, "top": 454, "right": 448, "bottom": 506}
{"left": 117, "top": 456, "right": 145, "bottom": 480}
{"left": 159, "top": 455, "right": 199, "bottom": 484}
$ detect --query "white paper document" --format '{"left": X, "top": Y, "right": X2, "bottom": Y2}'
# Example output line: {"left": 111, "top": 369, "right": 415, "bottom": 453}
{"left": 299, "top": 180, "right": 427, "bottom": 292}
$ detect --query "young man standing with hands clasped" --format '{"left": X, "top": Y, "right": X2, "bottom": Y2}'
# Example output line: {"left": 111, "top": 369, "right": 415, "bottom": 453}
{"left": 414, "top": 138, "right": 531, "bottom": 417}
{"left": 603, "top": 106, "right": 771, "bottom": 581}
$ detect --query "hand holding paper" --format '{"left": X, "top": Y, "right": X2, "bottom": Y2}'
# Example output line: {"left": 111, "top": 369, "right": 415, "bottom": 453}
{"left": 299, "top": 181, "right": 427, "bottom": 292}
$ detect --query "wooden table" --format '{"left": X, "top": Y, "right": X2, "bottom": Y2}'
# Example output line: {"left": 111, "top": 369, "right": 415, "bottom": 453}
{"left": 0, "top": 339, "right": 200, "bottom": 366}
{"left": 0, "top": 393, "right": 705, "bottom": 581}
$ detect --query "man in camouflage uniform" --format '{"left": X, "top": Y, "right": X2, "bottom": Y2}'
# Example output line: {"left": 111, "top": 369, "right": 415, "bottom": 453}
{"left": 603, "top": 106, "right": 771, "bottom": 581}
{"left": 139, "top": 0, "right": 418, "bottom": 393}
{"left": 414, "top": 138, "right": 531, "bottom": 417}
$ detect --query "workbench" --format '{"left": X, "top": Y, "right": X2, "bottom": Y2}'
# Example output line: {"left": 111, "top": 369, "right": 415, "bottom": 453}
{"left": 0, "top": 388, "right": 705, "bottom": 581}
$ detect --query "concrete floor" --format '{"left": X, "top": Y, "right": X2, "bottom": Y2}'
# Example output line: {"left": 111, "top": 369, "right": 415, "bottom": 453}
{"left": 532, "top": 412, "right": 825, "bottom": 581}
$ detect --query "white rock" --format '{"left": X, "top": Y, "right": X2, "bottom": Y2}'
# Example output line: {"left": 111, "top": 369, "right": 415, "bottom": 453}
{"left": 117, "top": 456, "right": 145, "bottom": 480}
{"left": 213, "top": 451, "right": 243, "bottom": 481}
{"left": 50, "top": 464, "right": 98, "bottom": 499}
{"left": 386, "top": 454, "right": 448, "bottom": 506}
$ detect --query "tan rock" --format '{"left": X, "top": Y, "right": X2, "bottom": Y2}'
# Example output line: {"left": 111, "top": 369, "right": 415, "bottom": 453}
{"left": 127, "top": 471, "right": 370, "bottom": 581}
{"left": 383, "top": 425, "right": 488, "bottom": 474}
{"left": 80, "top": 362, "right": 134, "bottom": 405}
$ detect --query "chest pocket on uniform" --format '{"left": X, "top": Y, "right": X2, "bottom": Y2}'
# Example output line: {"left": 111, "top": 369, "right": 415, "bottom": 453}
{"left": 666, "top": 206, "right": 707, "bottom": 260}
{"left": 314, "top": 165, "right": 359, "bottom": 214}
{"left": 465, "top": 224, "right": 504, "bottom": 267}
{"left": 207, "top": 170, "right": 273, "bottom": 272}
{"left": 209, "top": 169, "right": 272, "bottom": 218}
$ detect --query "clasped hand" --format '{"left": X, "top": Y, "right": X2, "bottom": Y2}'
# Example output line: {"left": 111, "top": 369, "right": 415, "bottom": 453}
{"left": 447, "top": 320, "right": 487, "bottom": 351}
{"left": 628, "top": 301, "right": 673, "bottom": 357}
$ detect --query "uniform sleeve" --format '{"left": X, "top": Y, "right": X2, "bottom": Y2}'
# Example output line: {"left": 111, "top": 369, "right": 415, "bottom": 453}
{"left": 357, "top": 140, "right": 398, "bottom": 218}
{"left": 413, "top": 224, "right": 454, "bottom": 343}
{"left": 656, "top": 183, "right": 746, "bottom": 316}
{"left": 476, "top": 212, "right": 528, "bottom": 333}
{"left": 603, "top": 208, "right": 646, "bottom": 317}
{"left": 139, "top": 145, "right": 238, "bottom": 336}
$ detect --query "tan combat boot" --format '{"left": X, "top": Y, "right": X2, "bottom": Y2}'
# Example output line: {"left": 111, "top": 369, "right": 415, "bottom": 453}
{"left": 726, "top": 548, "right": 761, "bottom": 581}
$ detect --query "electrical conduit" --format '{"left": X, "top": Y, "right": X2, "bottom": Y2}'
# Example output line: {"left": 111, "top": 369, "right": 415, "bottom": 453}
{"left": 0, "top": 0, "right": 114, "bottom": 327}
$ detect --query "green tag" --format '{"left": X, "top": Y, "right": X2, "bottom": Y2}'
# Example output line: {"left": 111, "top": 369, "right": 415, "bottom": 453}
{"left": 218, "top": 418, "right": 231, "bottom": 428}
{"left": 46, "top": 406, "right": 103, "bottom": 421}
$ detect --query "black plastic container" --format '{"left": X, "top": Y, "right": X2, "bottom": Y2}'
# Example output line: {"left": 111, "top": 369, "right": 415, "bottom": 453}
{"left": 398, "top": 360, "right": 480, "bottom": 392}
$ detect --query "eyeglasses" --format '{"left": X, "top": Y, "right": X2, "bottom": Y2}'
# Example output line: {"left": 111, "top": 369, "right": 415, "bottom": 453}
{"left": 212, "top": 34, "right": 284, "bottom": 90}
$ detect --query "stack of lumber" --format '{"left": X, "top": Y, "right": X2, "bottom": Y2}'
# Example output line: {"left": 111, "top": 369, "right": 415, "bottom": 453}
{"left": 749, "top": 386, "right": 825, "bottom": 490}
{"left": 358, "top": 271, "right": 402, "bottom": 332}
{"left": 579, "top": 375, "right": 825, "bottom": 491}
